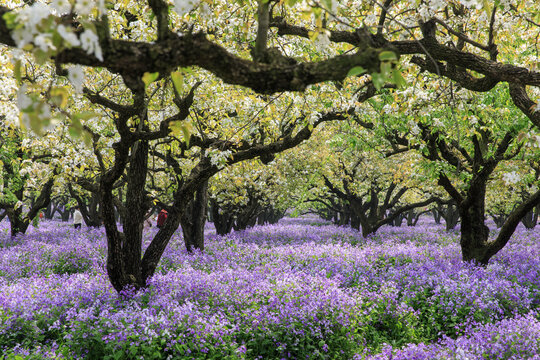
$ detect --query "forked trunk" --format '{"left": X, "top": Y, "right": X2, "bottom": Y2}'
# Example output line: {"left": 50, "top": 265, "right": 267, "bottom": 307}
{"left": 103, "top": 139, "right": 149, "bottom": 292}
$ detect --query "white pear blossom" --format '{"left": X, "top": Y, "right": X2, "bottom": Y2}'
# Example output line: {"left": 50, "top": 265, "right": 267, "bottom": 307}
{"left": 432, "top": 118, "right": 444, "bottom": 127}
{"left": 308, "top": 112, "right": 321, "bottom": 125}
{"left": 51, "top": 0, "right": 72, "bottom": 14}
{"left": 12, "top": 28, "right": 35, "bottom": 49}
{"left": 209, "top": 149, "right": 232, "bottom": 169}
{"left": 80, "top": 29, "right": 103, "bottom": 61}
{"left": 98, "top": 0, "right": 107, "bottom": 14}
{"left": 17, "top": 85, "right": 32, "bottom": 111}
{"left": 16, "top": 3, "right": 51, "bottom": 32}
{"left": 34, "top": 33, "right": 55, "bottom": 52}
{"left": 313, "top": 31, "right": 331, "bottom": 52}
{"left": 75, "top": 0, "right": 95, "bottom": 16}
{"left": 411, "top": 124, "right": 421, "bottom": 136}
{"left": 68, "top": 66, "right": 85, "bottom": 93}
{"left": 502, "top": 171, "right": 521, "bottom": 185}
{"left": 173, "top": 0, "right": 200, "bottom": 16}
{"left": 9, "top": 49, "right": 25, "bottom": 61}
{"left": 57, "top": 25, "right": 81, "bottom": 47}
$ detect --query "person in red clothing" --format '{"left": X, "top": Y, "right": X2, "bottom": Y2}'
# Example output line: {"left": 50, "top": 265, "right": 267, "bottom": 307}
{"left": 156, "top": 209, "right": 168, "bottom": 228}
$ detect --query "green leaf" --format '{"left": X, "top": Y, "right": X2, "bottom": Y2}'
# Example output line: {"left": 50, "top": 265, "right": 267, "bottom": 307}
{"left": 392, "top": 69, "right": 407, "bottom": 88}
{"left": 347, "top": 66, "right": 366, "bottom": 77}
{"left": 49, "top": 87, "right": 69, "bottom": 107}
{"left": 380, "top": 61, "right": 392, "bottom": 76}
{"left": 72, "top": 111, "right": 97, "bottom": 123}
{"left": 2, "top": 12, "right": 18, "bottom": 29}
{"left": 322, "top": 0, "right": 333, "bottom": 10}
{"left": 379, "top": 51, "right": 397, "bottom": 62}
{"left": 286, "top": 0, "right": 302, "bottom": 6}
{"left": 171, "top": 71, "right": 184, "bottom": 94}
{"left": 371, "top": 72, "right": 385, "bottom": 90}
{"left": 34, "top": 49, "right": 49, "bottom": 65}
{"left": 13, "top": 60, "right": 21, "bottom": 84}
{"left": 26, "top": 113, "right": 41, "bottom": 136}
{"left": 142, "top": 72, "right": 159, "bottom": 89}
{"left": 481, "top": 0, "right": 492, "bottom": 16}
{"left": 169, "top": 121, "right": 192, "bottom": 147}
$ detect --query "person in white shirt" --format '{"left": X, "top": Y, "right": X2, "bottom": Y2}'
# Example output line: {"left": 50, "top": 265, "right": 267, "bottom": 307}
{"left": 73, "top": 206, "right": 83, "bottom": 229}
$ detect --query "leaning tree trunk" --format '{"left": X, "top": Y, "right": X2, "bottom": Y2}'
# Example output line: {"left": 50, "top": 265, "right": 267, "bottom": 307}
{"left": 490, "top": 212, "right": 508, "bottom": 228}
{"left": 432, "top": 208, "right": 441, "bottom": 224}
{"left": 520, "top": 207, "right": 538, "bottom": 229}
{"left": 6, "top": 207, "right": 27, "bottom": 237}
{"left": 5, "top": 176, "right": 55, "bottom": 237}
{"left": 180, "top": 180, "right": 208, "bottom": 252}
{"left": 44, "top": 202, "right": 54, "bottom": 219}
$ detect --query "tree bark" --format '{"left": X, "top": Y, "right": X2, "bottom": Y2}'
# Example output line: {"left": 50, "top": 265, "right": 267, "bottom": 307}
{"left": 180, "top": 180, "right": 208, "bottom": 252}
{"left": 209, "top": 198, "right": 235, "bottom": 235}
{"left": 520, "top": 207, "right": 538, "bottom": 229}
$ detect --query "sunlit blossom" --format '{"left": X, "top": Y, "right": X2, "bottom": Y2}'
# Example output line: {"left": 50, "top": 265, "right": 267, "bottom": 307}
{"left": 68, "top": 65, "right": 85, "bottom": 93}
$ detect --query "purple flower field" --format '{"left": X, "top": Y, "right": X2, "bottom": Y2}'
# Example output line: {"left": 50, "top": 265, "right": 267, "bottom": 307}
{"left": 0, "top": 218, "right": 539, "bottom": 359}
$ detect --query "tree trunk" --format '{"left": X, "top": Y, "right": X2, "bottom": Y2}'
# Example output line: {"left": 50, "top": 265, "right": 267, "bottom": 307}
{"left": 180, "top": 180, "right": 208, "bottom": 252}
{"left": 459, "top": 206, "right": 490, "bottom": 264}
{"left": 44, "top": 202, "right": 54, "bottom": 219}
{"left": 350, "top": 212, "right": 361, "bottom": 230}
{"left": 4, "top": 176, "right": 55, "bottom": 237}
{"left": 520, "top": 207, "right": 538, "bottom": 229}
{"left": 442, "top": 203, "right": 460, "bottom": 231}
{"left": 490, "top": 212, "right": 508, "bottom": 228}
{"left": 337, "top": 210, "right": 350, "bottom": 226}
{"left": 432, "top": 208, "right": 441, "bottom": 224}
{"left": 60, "top": 205, "right": 71, "bottom": 222}
{"left": 69, "top": 184, "right": 102, "bottom": 227}
{"left": 391, "top": 213, "right": 404, "bottom": 226}
{"left": 209, "top": 198, "right": 235, "bottom": 235}
{"left": 103, "top": 138, "right": 149, "bottom": 292}
{"left": 7, "top": 207, "right": 29, "bottom": 237}
{"left": 406, "top": 210, "right": 416, "bottom": 226}
{"left": 233, "top": 197, "right": 261, "bottom": 231}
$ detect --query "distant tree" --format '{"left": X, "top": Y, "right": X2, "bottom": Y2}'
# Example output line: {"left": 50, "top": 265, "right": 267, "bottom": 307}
{"left": 0, "top": 123, "right": 57, "bottom": 236}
